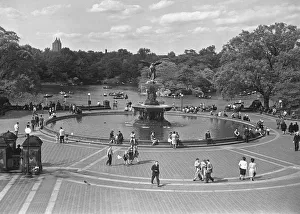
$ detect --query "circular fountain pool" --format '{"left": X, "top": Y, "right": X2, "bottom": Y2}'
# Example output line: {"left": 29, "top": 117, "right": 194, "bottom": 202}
{"left": 47, "top": 112, "right": 249, "bottom": 141}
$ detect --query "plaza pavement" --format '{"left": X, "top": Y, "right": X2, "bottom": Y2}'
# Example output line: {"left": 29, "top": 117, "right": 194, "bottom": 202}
{"left": 0, "top": 111, "right": 300, "bottom": 214}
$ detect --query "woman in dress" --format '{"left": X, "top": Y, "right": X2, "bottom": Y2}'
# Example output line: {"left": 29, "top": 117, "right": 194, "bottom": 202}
{"left": 171, "top": 131, "right": 177, "bottom": 149}
{"left": 248, "top": 158, "right": 257, "bottom": 181}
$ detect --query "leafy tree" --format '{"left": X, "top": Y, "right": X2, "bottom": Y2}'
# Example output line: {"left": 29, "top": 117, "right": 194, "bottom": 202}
{"left": 217, "top": 23, "right": 300, "bottom": 109}
{"left": 0, "top": 26, "right": 40, "bottom": 100}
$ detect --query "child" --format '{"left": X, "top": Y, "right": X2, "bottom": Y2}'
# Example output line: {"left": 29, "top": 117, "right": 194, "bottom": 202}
{"left": 123, "top": 151, "right": 129, "bottom": 165}
{"left": 65, "top": 134, "right": 69, "bottom": 143}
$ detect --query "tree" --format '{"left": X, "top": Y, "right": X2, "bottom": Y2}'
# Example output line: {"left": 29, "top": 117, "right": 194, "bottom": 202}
{"left": 217, "top": 23, "right": 300, "bottom": 109}
{"left": 0, "top": 26, "right": 40, "bottom": 100}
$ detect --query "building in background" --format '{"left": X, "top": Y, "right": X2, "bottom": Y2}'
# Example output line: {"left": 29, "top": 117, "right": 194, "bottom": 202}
{"left": 52, "top": 38, "right": 62, "bottom": 52}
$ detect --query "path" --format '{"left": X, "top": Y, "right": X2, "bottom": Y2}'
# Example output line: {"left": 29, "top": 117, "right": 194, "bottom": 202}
{"left": 0, "top": 112, "right": 299, "bottom": 213}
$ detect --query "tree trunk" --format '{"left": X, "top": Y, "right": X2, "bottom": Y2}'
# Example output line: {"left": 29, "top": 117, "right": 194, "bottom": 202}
{"left": 263, "top": 95, "right": 270, "bottom": 110}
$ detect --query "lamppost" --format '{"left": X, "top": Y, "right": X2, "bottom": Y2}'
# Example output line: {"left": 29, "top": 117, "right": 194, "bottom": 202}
{"left": 88, "top": 93, "right": 91, "bottom": 111}
{"left": 24, "top": 125, "right": 32, "bottom": 177}
{"left": 180, "top": 93, "right": 184, "bottom": 111}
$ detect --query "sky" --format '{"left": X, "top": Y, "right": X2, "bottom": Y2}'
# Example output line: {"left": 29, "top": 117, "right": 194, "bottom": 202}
{"left": 1, "top": 0, "right": 300, "bottom": 55}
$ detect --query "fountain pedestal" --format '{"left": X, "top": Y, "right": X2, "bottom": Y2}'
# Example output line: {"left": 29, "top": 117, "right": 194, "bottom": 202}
{"left": 133, "top": 81, "right": 172, "bottom": 126}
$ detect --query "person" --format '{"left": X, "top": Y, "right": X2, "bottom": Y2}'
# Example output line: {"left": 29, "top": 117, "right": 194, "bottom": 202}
{"left": 205, "top": 159, "right": 214, "bottom": 183}
{"left": 59, "top": 127, "right": 65, "bottom": 143}
{"left": 39, "top": 115, "right": 44, "bottom": 129}
{"left": 15, "top": 144, "right": 21, "bottom": 155}
{"left": 281, "top": 121, "right": 287, "bottom": 134}
{"left": 151, "top": 161, "right": 160, "bottom": 187}
{"left": 97, "top": 101, "right": 101, "bottom": 106}
{"left": 171, "top": 131, "right": 177, "bottom": 149}
{"left": 134, "top": 146, "right": 139, "bottom": 163}
{"left": 193, "top": 158, "right": 201, "bottom": 181}
{"left": 266, "top": 127, "right": 270, "bottom": 135}
{"left": 123, "top": 151, "right": 129, "bottom": 165}
{"left": 288, "top": 122, "right": 294, "bottom": 135}
{"left": 244, "top": 127, "right": 250, "bottom": 143}
{"left": 14, "top": 122, "right": 19, "bottom": 137}
{"left": 128, "top": 146, "right": 134, "bottom": 164}
{"left": 205, "top": 130, "right": 212, "bottom": 144}
{"left": 31, "top": 116, "right": 36, "bottom": 131}
{"left": 150, "top": 131, "right": 159, "bottom": 146}
{"left": 248, "top": 158, "right": 257, "bottom": 181}
{"left": 199, "top": 159, "right": 207, "bottom": 181}
{"left": 294, "top": 122, "right": 299, "bottom": 133}
{"left": 175, "top": 132, "right": 180, "bottom": 147}
{"left": 116, "top": 131, "right": 124, "bottom": 144}
{"left": 238, "top": 157, "right": 247, "bottom": 180}
{"left": 234, "top": 128, "right": 241, "bottom": 140}
{"left": 130, "top": 131, "right": 136, "bottom": 146}
{"left": 168, "top": 132, "right": 172, "bottom": 146}
{"left": 293, "top": 132, "right": 300, "bottom": 151}
{"left": 106, "top": 145, "right": 113, "bottom": 166}
{"left": 109, "top": 130, "right": 115, "bottom": 143}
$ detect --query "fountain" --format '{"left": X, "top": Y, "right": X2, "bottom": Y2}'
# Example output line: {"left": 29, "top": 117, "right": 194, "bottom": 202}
{"left": 132, "top": 61, "right": 172, "bottom": 126}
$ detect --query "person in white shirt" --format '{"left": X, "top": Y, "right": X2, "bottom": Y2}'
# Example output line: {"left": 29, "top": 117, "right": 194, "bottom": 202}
{"left": 193, "top": 158, "right": 201, "bottom": 181}
{"left": 14, "top": 122, "right": 19, "bottom": 137}
{"left": 238, "top": 156, "right": 248, "bottom": 180}
{"left": 59, "top": 127, "right": 65, "bottom": 143}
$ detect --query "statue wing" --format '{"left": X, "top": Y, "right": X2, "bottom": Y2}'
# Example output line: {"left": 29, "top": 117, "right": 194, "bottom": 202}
{"left": 153, "top": 61, "right": 162, "bottom": 66}
{"left": 139, "top": 60, "right": 151, "bottom": 67}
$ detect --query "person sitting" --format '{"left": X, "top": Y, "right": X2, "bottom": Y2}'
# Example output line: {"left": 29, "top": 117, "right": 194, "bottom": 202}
{"left": 234, "top": 128, "right": 241, "bottom": 140}
{"left": 97, "top": 101, "right": 101, "bottom": 106}
{"left": 150, "top": 131, "right": 159, "bottom": 146}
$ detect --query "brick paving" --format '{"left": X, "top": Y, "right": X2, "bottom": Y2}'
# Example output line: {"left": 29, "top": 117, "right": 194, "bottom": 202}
{"left": 0, "top": 111, "right": 300, "bottom": 213}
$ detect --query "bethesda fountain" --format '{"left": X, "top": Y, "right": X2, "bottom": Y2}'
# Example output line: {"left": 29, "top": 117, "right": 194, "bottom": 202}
{"left": 132, "top": 61, "right": 172, "bottom": 126}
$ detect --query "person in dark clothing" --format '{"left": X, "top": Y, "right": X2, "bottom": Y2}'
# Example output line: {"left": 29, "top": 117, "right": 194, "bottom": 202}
{"left": 151, "top": 161, "right": 160, "bottom": 187}
{"left": 15, "top": 144, "right": 21, "bottom": 155}
{"left": 205, "top": 130, "right": 213, "bottom": 144}
{"left": 288, "top": 122, "right": 294, "bottom": 134}
{"left": 293, "top": 132, "right": 300, "bottom": 151}
{"left": 294, "top": 122, "right": 299, "bottom": 133}
{"left": 244, "top": 127, "right": 250, "bottom": 142}
{"left": 281, "top": 121, "right": 287, "bottom": 134}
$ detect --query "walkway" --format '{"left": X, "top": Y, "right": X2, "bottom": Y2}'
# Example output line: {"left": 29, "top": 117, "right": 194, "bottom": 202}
{"left": 0, "top": 112, "right": 299, "bottom": 213}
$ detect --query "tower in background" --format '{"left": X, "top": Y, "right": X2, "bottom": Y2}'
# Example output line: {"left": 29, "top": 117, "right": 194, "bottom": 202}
{"left": 52, "top": 38, "right": 62, "bottom": 52}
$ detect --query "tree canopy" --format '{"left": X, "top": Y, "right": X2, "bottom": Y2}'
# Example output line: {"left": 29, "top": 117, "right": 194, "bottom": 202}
{"left": 216, "top": 23, "right": 300, "bottom": 109}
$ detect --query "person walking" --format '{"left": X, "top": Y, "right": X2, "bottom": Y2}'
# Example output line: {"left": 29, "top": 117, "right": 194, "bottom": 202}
{"left": 288, "top": 122, "right": 294, "bottom": 135}
{"left": 238, "top": 157, "right": 247, "bottom": 180}
{"left": 39, "top": 115, "right": 44, "bottom": 129}
{"left": 151, "top": 161, "right": 160, "bottom": 187}
{"left": 248, "top": 158, "right": 257, "bottom": 181}
{"left": 14, "top": 122, "right": 19, "bottom": 137}
{"left": 281, "top": 121, "right": 287, "bottom": 134}
{"left": 59, "top": 127, "right": 65, "bottom": 143}
{"left": 293, "top": 132, "right": 300, "bottom": 151}
{"left": 193, "top": 158, "right": 201, "bottom": 181}
{"left": 106, "top": 145, "right": 113, "bottom": 166}
{"left": 205, "top": 159, "right": 214, "bottom": 183}
{"left": 294, "top": 122, "right": 299, "bottom": 133}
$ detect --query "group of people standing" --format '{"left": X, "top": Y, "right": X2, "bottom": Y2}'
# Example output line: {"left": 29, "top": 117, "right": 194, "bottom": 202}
{"left": 193, "top": 158, "right": 214, "bottom": 183}
{"left": 109, "top": 130, "right": 124, "bottom": 144}
{"left": 168, "top": 131, "right": 180, "bottom": 148}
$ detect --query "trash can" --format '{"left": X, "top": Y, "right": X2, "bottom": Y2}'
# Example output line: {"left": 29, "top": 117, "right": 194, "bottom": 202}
{"left": 22, "top": 135, "right": 43, "bottom": 174}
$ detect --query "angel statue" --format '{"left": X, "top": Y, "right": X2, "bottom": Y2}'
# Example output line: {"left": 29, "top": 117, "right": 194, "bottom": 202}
{"left": 140, "top": 60, "right": 163, "bottom": 81}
